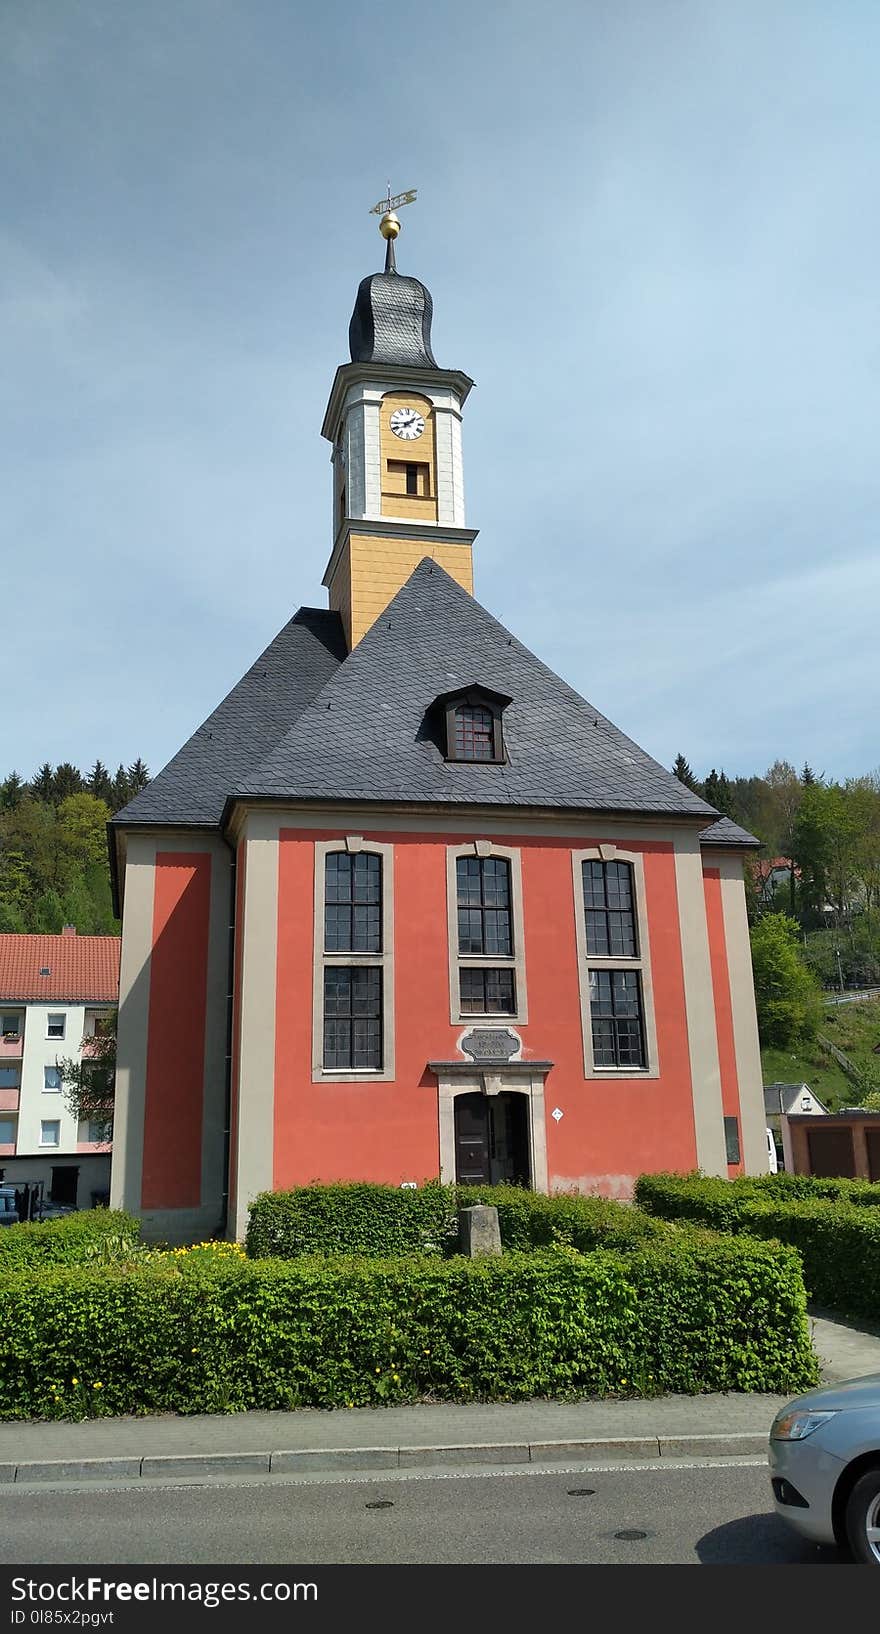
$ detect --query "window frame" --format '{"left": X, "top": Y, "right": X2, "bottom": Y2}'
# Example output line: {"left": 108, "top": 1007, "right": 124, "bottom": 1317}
{"left": 447, "top": 842, "right": 528, "bottom": 1025}
{"left": 0, "top": 1116, "right": 16, "bottom": 1146}
{"left": 443, "top": 692, "right": 506, "bottom": 764}
{"left": 39, "top": 1119, "right": 61, "bottom": 1147}
{"left": 312, "top": 838, "right": 395, "bottom": 1082}
{"left": 46, "top": 1013, "right": 66, "bottom": 1041}
{"left": 572, "top": 846, "right": 659, "bottom": 1079}
{"left": 43, "top": 1065, "right": 62, "bottom": 1093}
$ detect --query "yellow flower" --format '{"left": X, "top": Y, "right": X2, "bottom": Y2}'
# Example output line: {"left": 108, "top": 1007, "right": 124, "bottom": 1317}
{"left": 375, "top": 1367, "right": 380, "bottom": 1374}
{"left": 93, "top": 1382, "right": 102, "bottom": 1390}
{"left": 392, "top": 1374, "right": 399, "bottom": 1382}
{"left": 423, "top": 1348, "right": 430, "bottom": 1354}
{"left": 71, "top": 1377, "right": 78, "bottom": 1385}
{"left": 620, "top": 1378, "right": 627, "bottom": 1385}
{"left": 191, "top": 1347, "right": 198, "bottom": 1353}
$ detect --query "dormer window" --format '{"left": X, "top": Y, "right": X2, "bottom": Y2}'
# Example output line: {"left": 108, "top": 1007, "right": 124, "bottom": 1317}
{"left": 436, "top": 686, "right": 511, "bottom": 764}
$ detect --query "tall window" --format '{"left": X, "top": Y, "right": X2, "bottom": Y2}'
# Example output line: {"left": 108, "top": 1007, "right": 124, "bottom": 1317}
{"left": 574, "top": 851, "right": 653, "bottom": 1075}
{"left": 589, "top": 969, "right": 645, "bottom": 1068}
{"left": 583, "top": 860, "right": 638, "bottom": 957}
{"left": 324, "top": 852, "right": 382, "bottom": 952}
{"left": 455, "top": 854, "right": 517, "bottom": 1016}
{"left": 46, "top": 1014, "right": 65, "bottom": 1040}
{"left": 316, "top": 844, "right": 393, "bottom": 1077}
{"left": 323, "top": 966, "right": 383, "bottom": 1071}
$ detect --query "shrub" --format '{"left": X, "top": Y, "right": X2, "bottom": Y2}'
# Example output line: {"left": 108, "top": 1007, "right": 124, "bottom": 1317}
{"left": 0, "top": 1209, "right": 140, "bottom": 1269}
{"left": 245, "top": 1182, "right": 459, "bottom": 1259}
{"left": 246, "top": 1182, "right": 671, "bottom": 1261}
{"left": 0, "top": 1234, "right": 816, "bottom": 1420}
{"left": 635, "top": 1172, "right": 880, "bottom": 1321}
{"left": 455, "top": 1185, "right": 667, "bottom": 1253}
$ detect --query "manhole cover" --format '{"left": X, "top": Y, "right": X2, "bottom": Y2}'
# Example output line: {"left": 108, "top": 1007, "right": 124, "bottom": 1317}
{"left": 614, "top": 1528, "right": 647, "bottom": 1540}
{"left": 365, "top": 1500, "right": 394, "bottom": 1510}
{"left": 567, "top": 1488, "right": 596, "bottom": 1496}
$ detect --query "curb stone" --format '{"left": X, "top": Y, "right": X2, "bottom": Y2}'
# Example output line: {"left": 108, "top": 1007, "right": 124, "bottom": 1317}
{"left": 3, "top": 1434, "right": 769, "bottom": 1486}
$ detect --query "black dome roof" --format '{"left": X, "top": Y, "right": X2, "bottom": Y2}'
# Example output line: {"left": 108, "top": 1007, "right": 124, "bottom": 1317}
{"left": 348, "top": 271, "right": 437, "bottom": 369}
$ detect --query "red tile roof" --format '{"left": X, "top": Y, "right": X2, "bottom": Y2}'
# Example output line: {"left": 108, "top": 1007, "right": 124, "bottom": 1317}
{"left": 0, "top": 933, "right": 120, "bottom": 1003}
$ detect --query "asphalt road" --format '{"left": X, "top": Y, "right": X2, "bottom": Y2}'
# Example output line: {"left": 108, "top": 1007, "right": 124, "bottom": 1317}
{"left": 0, "top": 1461, "right": 848, "bottom": 1566}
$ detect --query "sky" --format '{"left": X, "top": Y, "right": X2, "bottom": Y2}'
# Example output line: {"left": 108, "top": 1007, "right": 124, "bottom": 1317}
{"left": 3, "top": 0, "right": 878, "bottom": 788}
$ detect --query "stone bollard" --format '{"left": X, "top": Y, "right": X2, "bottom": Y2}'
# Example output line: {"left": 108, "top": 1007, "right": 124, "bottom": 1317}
{"left": 458, "top": 1204, "right": 502, "bottom": 1256}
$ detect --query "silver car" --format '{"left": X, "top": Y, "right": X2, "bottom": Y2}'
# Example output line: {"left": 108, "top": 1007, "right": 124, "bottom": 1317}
{"left": 770, "top": 1375, "right": 880, "bottom": 1562}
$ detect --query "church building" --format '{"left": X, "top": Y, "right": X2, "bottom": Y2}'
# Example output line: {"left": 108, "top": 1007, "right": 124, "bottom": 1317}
{"left": 109, "top": 204, "right": 765, "bottom": 1242}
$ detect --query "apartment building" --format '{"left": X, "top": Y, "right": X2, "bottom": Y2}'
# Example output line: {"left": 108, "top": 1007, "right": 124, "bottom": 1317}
{"left": 0, "top": 930, "right": 120, "bottom": 1212}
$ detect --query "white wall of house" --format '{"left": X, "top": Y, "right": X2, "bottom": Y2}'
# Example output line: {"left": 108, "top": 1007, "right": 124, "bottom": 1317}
{"left": 0, "top": 1001, "right": 114, "bottom": 1160}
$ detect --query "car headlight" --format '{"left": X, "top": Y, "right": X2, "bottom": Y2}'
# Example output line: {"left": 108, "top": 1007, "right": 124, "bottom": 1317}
{"left": 772, "top": 1409, "right": 839, "bottom": 1441}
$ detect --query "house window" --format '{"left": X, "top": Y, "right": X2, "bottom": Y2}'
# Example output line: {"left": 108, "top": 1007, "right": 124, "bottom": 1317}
{"left": 724, "top": 1116, "right": 741, "bottom": 1165}
{"left": 457, "top": 856, "right": 512, "bottom": 955}
{"left": 1, "top": 1015, "right": 19, "bottom": 1040}
{"left": 573, "top": 849, "right": 658, "bottom": 1078}
{"left": 323, "top": 966, "right": 383, "bottom": 1071}
{"left": 0, "top": 1118, "right": 16, "bottom": 1145}
{"left": 324, "top": 852, "right": 382, "bottom": 953}
{"left": 43, "top": 1066, "right": 62, "bottom": 1092}
{"left": 447, "top": 844, "right": 527, "bottom": 1023}
{"left": 583, "top": 860, "right": 637, "bottom": 957}
{"left": 453, "top": 706, "right": 495, "bottom": 762}
{"left": 313, "top": 841, "right": 395, "bottom": 1080}
{"left": 91, "top": 1014, "right": 115, "bottom": 1039}
{"left": 40, "top": 1120, "right": 61, "bottom": 1147}
{"left": 87, "top": 1118, "right": 112, "bottom": 1144}
{"left": 589, "top": 969, "right": 646, "bottom": 1068}
{"left": 46, "top": 1014, "right": 65, "bottom": 1040}
{"left": 460, "top": 966, "right": 515, "bottom": 1015}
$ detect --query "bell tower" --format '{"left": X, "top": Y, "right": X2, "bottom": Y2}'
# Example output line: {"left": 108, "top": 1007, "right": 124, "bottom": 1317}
{"left": 321, "top": 191, "right": 478, "bottom": 649}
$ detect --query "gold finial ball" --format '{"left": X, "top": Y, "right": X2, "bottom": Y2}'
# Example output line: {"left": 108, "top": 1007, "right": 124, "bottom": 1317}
{"left": 379, "top": 211, "right": 401, "bottom": 240}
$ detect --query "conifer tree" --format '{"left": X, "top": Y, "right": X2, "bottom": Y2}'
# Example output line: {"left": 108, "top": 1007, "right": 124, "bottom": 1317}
{"left": 673, "top": 753, "right": 699, "bottom": 791}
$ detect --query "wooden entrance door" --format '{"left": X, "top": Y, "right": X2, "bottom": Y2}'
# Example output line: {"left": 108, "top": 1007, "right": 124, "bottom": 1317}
{"left": 454, "top": 1093, "right": 530, "bottom": 1186}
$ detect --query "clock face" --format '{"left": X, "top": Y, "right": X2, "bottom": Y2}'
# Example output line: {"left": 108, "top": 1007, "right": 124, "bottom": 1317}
{"left": 389, "top": 406, "right": 425, "bottom": 441}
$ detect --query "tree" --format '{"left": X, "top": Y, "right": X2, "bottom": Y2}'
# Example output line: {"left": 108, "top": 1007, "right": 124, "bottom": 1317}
{"left": 761, "top": 760, "right": 803, "bottom": 915}
{"left": 673, "top": 754, "right": 700, "bottom": 792}
{"left": 126, "top": 758, "right": 150, "bottom": 795}
{"left": 0, "top": 773, "right": 25, "bottom": 810}
{"left": 87, "top": 760, "right": 113, "bottom": 805}
{"left": 52, "top": 763, "right": 83, "bottom": 802}
{"left": 702, "top": 769, "right": 737, "bottom": 819}
{"left": 749, "top": 913, "right": 822, "bottom": 1047}
{"left": 30, "top": 763, "right": 54, "bottom": 804}
{"left": 58, "top": 793, "right": 111, "bottom": 869}
{"left": 111, "top": 765, "right": 130, "bottom": 811}
{"left": 802, "top": 764, "right": 817, "bottom": 787}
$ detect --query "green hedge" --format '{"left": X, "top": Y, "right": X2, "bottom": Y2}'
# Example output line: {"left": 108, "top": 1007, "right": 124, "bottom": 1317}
{"left": 246, "top": 1182, "right": 673, "bottom": 1261}
{"left": 635, "top": 1173, "right": 880, "bottom": 1322}
{"left": 0, "top": 1210, "right": 140, "bottom": 1269}
{"left": 455, "top": 1185, "right": 667, "bottom": 1253}
{"left": 0, "top": 1234, "right": 817, "bottom": 1420}
{"left": 245, "top": 1183, "right": 459, "bottom": 1259}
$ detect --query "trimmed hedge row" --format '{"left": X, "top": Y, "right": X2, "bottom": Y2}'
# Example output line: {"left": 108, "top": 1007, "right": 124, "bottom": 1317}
{"left": 246, "top": 1183, "right": 460, "bottom": 1259}
{"left": 0, "top": 1234, "right": 817, "bottom": 1420}
{"left": 635, "top": 1172, "right": 880, "bottom": 1321}
{"left": 246, "top": 1182, "right": 670, "bottom": 1261}
{"left": 0, "top": 1210, "right": 140, "bottom": 1269}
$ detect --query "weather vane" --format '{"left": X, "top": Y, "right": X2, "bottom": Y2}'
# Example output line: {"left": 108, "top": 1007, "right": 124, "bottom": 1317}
{"left": 369, "top": 182, "right": 417, "bottom": 272}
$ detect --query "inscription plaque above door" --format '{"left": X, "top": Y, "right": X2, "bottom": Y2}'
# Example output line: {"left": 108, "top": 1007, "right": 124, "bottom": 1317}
{"left": 460, "top": 1027, "right": 520, "bottom": 1064}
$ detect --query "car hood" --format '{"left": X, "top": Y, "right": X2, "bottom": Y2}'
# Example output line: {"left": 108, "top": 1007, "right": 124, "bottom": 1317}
{"left": 775, "top": 1373, "right": 880, "bottom": 1418}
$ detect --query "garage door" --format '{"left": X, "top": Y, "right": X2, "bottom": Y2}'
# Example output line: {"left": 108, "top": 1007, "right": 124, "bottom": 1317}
{"left": 807, "top": 1126, "right": 856, "bottom": 1178}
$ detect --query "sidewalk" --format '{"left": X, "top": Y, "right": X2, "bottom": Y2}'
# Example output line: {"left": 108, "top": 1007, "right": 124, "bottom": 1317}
{"left": 0, "top": 1308, "right": 876, "bottom": 1486}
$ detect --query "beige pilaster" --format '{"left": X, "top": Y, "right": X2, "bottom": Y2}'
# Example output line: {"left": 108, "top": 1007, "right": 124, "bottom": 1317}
{"left": 231, "top": 811, "right": 280, "bottom": 1239}
{"left": 674, "top": 837, "right": 728, "bottom": 1175}
{"left": 109, "top": 834, "right": 156, "bottom": 1214}
{"left": 716, "top": 855, "right": 770, "bottom": 1175}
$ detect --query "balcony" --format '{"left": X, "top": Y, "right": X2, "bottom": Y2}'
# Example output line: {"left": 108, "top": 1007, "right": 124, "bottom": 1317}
{"left": 0, "top": 1087, "right": 20, "bottom": 1112}
{"left": 0, "top": 1035, "right": 23, "bottom": 1058}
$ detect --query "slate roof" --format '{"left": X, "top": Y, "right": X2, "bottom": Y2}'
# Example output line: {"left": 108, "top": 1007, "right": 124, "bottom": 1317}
{"left": 0, "top": 933, "right": 119, "bottom": 1003}
{"left": 699, "top": 816, "right": 760, "bottom": 849}
{"left": 232, "top": 561, "right": 719, "bottom": 821}
{"left": 348, "top": 271, "right": 438, "bottom": 369}
{"left": 113, "top": 608, "right": 347, "bottom": 828}
{"left": 763, "top": 1082, "right": 828, "bottom": 1118}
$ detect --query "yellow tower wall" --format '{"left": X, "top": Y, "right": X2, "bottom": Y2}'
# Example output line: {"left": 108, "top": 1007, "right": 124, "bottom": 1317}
{"left": 328, "top": 530, "right": 474, "bottom": 649}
